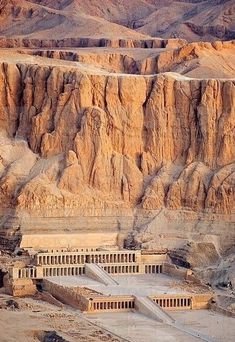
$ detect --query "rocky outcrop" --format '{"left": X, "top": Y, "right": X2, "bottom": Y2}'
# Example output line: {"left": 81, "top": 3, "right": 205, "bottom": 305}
{"left": 18, "top": 40, "right": 235, "bottom": 80}
{"left": 134, "top": 0, "right": 235, "bottom": 42}
{"left": 196, "top": 252, "right": 235, "bottom": 290}
{"left": 185, "top": 22, "right": 235, "bottom": 41}
{"left": 169, "top": 242, "right": 220, "bottom": 268}
{"left": 40, "top": 331, "right": 69, "bottom": 342}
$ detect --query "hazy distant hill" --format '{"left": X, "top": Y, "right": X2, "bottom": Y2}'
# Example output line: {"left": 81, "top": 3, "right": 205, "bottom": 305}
{"left": 0, "top": 0, "right": 234, "bottom": 41}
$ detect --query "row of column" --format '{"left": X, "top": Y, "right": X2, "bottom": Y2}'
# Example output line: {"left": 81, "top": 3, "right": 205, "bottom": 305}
{"left": 38, "top": 255, "right": 86, "bottom": 265}
{"left": 43, "top": 266, "right": 85, "bottom": 277}
{"left": 92, "top": 300, "right": 135, "bottom": 311}
{"left": 145, "top": 265, "right": 163, "bottom": 274}
{"left": 87, "top": 253, "right": 136, "bottom": 263}
{"left": 37, "top": 252, "right": 136, "bottom": 266}
{"left": 49, "top": 248, "right": 97, "bottom": 253}
{"left": 18, "top": 268, "right": 37, "bottom": 279}
{"left": 103, "top": 265, "right": 139, "bottom": 274}
{"left": 154, "top": 297, "right": 191, "bottom": 308}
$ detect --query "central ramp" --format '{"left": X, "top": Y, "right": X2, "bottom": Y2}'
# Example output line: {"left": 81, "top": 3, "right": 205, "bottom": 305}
{"left": 85, "top": 263, "right": 119, "bottom": 285}
{"left": 135, "top": 296, "right": 175, "bottom": 324}
{"left": 135, "top": 296, "right": 218, "bottom": 342}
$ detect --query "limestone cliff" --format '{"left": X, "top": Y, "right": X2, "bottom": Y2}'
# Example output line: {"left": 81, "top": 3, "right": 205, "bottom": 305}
{"left": 0, "top": 53, "right": 234, "bottom": 250}
{"left": 0, "top": 60, "right": 234, "bottom": 214}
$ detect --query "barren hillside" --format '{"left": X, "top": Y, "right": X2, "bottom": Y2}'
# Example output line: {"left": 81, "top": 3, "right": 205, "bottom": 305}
{"left": 0, "top": 0, "right": 148, "bottom": 39}
{"left": 0, "top": 0, "right": 234, "bottom": 41}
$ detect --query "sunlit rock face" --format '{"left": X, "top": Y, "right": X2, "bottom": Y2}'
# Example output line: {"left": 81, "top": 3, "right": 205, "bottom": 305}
{"left": 0, "top": 49, "right": 234, "bottom": 250}
{"left": 0, "top": 62, "right": 234, "bottom": 210}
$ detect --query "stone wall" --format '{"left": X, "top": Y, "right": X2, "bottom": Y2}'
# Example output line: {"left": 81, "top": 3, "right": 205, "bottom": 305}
{"left": 163, "top": 263, "right": 191, "bottom": 279}
{"left": 191, "top": 294, "right": 213, "bottom": 310}
{"left": 4, "top": 275, "right": 37, "bottom": 297}
{"left": 20, "top": 232, "right": 120, "bottom": 250}
{"left": 43, "top": 279, "right": 89, "bottom": 311}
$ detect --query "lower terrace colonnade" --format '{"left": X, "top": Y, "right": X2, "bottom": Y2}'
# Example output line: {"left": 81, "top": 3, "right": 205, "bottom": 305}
{"left": 153, "top": 297, "right": 191, "bottom": 309}
{"left": 90, "top": 299, "right": 135, "bottom": 312}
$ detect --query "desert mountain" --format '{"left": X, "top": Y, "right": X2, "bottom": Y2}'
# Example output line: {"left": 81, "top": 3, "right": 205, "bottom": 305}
{"left": 0, "top": 1, "right": 234, "bottom": 253}
{"left": 0, "top": 45, "right": 234, "bottom": 251}
{"left": 0, "top": 0, "right": 148, "bottom": 39}
{"left": 0, "top": 5, "right": 235, "bottom": 341}
{"left": 0, "top": 0, "right": 234, "bottom": 41}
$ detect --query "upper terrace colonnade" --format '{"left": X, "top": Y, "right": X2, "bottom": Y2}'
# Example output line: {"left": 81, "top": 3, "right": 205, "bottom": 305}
{"left": 36, "top": 250, "right": 140, "bottom": 266}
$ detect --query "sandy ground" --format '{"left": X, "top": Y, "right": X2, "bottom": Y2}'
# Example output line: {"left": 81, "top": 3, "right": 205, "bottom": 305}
{"left": 0, "top": 0, "right": 149, "bottom": 40}
{"left": 0, "top": 276, "right": 234, "bottom": 342}
{"left": 86, "top": 310, "right": 235, "bottom": 342}
{"left": 86, "top": 311, "right": 200, "bottom": 342}
{"left": 171, "top": 310, "right": 235, "bottom": 342}
{"left": 0, "top": 293, "right": 125, "bottom": 342}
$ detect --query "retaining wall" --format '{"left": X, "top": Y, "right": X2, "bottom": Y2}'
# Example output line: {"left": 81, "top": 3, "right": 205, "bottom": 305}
{"left": 163, "top": 263, "right": 192, "bottom": 279}
{"left": 4, "top": 276, "right": 37, "bottom": 297}
{"left": 43, "top": 279, "right": 89, "bottom": 311}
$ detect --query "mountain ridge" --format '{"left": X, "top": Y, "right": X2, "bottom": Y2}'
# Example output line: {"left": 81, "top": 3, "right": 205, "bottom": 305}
{"left": 0, "top": 0, "right": 234, "bottom": 41}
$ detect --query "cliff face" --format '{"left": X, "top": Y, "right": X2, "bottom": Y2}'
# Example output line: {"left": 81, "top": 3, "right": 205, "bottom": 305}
{"left": 0, "top": 57, "right": 234, "bottom": 219}
{"left": 20, "top": 40, "right": 235, "bottom": 79}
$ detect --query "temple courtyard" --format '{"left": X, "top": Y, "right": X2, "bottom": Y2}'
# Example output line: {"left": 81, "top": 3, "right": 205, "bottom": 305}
{"left": 87, "top": 310, "right": 235, "bottom": 342}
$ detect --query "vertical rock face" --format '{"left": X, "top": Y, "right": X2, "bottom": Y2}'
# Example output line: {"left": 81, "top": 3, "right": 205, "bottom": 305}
{"left": 0, "top": 55, "right": 234, "bottom": 250}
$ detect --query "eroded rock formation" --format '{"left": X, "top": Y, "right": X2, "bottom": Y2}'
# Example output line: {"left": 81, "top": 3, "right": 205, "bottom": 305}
{"left": 0, "top": 49, "right": 234, "bottom": 250}
{"left": 0, "top": 58, "right": 234, "bottom": 211}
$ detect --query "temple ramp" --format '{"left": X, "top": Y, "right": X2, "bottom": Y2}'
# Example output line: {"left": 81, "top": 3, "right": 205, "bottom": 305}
{"left": 85, "top": 263, "right": 119, "bottom": 286}
{"left": 135, "top": 297, "right": 218, "bottom": 342}
{"left": 135, "top": 296, "right": 175, "bottom": 324}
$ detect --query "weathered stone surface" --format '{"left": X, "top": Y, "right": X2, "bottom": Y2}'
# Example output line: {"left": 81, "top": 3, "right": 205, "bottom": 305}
{"left": 0, "top": 58, "right": 235, "bottom": 213}
{"left": 18, "top": 40, "right": 234, "bottom": 79}
{"left": 169, "top": 242, "right": 220, "bottom": 268}
{"left": 0, "top": 53, "right": 234, "bottom": 249}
